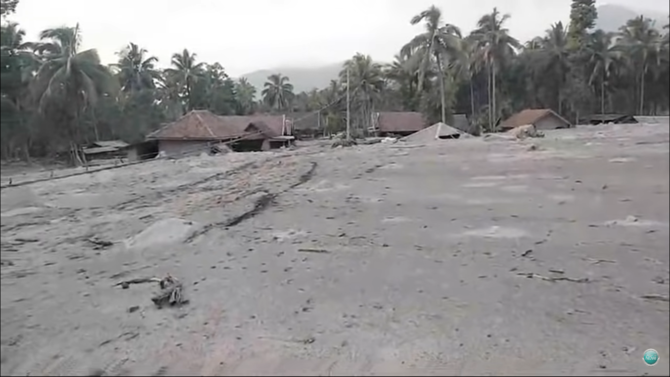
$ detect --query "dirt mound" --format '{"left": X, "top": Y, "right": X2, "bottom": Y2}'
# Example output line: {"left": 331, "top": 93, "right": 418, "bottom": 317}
{"left": 125, "top": 218, "right": 199, "bottom": 250}
{"left": 507, "top": 124, "right": 544, "bottom": 139}
{"left": 1, "top": 187, "right": 43, "bottom": 212}
{"left": 402, "top": 122, "right": 462, "bottom": 143}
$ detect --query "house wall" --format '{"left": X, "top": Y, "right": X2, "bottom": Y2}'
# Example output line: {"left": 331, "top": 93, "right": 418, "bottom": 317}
{"left": 127, "top": 140, "right": 159, "bottom": 161}
{"left": 534, "top": 116, "right": 569, "bottom": 130}
{"left": 158, "top": 140, "right": 212, "bottom": 157}
{"left": 127, "top": 148, "right": 139, "bottom": 161}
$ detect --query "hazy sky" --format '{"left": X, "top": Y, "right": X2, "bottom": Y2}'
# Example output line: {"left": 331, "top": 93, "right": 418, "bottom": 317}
{"left": 9, "top": 0, "right": 670, "bottom": 76}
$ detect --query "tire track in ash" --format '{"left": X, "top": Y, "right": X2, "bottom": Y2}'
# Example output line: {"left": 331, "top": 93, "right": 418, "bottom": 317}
{"left": 112, "top": 149, "right": 326, "bottom": 212}
{"left": 185, "top": 161, "right": 317, "bottom": 242}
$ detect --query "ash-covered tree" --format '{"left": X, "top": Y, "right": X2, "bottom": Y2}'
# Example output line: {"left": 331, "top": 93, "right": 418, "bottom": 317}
{"left": 0, "top": 0, "right": 19, "bottom": 18}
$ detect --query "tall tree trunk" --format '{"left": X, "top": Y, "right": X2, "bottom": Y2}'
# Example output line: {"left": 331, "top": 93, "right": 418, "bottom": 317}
{"left": 492, "top": 63, "right": 497, "bottom": 132}
{"left": 558, "top": 76, "right": 563, "bottom": 115}
{"left": 639, "top": 68, "right": 645, "bottom": 115}
{"left": 487, "top": 63, "right": 492, "bottom": 132}
{"left": 469, "top": 79, "right": 477, "bottom": 135}
{"left": 437, "top": 58, "right": 446, "bottom": 124}
{"left": 601, "top": 75, "right": 605, "bottom": 114}
{"left": 469, "top": 79, "right": 475, "bottom": 117}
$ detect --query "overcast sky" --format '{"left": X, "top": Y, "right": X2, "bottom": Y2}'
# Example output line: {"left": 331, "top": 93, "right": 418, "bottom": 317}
{"left": 9, "top": 0, "right": 670, "bottom": 76}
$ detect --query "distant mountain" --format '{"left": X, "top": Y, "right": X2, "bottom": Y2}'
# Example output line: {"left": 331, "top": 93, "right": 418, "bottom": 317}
{"left": 240, "top": 62, "right": 344, "bottom": 95}
{"left": 596, "top": 4, "right": 668, "bottom": 32}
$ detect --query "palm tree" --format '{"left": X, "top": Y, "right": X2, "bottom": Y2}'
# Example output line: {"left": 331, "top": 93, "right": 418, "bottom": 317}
{"left": 165, "top": 49, "right": 205, "bottom": 112}
{"left": 537, "top": 22, "right": 570, "bottom": 114}
{"left": 586, "top": 30, "right": 617, "bottom": 114}
{"left": 385, "top": 53, "right": 421, "bottom": 111}
{"left": 114, "top": 43, "right": 159, "bottom": 92}
{"left": 617, "top": 16, "right": 663, "bottom": 114}
{"left": 235, "top": 77, "right": 257, "bottom": 115}
{"left": 30, "top": 24, "right": 117, "bottom": 159}
{"left": 456, "top": 36, "right": 481, "bottom": 122}
{"left": 1, "top": 22, "right": 38, "bottom": 106}
{"left": 401, "top": 5, "right": 462, "bottom": 124}
{"left": 470, "top": 8, "right": 519, "bottom": 131}
{"left": 1, "top": 22, "right": 39, "bottom": 160}
{"left": 340, "top": 53, "right": 385, "bottom": 134}
{"left": 261, "top": 73, "right": 294, "bottom": 112}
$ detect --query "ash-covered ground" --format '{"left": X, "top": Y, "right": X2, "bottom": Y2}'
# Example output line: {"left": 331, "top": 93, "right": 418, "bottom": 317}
{"left": 1, "top": 123, "right": 669, "bottom": 376}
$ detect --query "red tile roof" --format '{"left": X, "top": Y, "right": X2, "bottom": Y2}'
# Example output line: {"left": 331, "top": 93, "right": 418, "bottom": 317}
{"left": 147, "top": 111, "right": 289, "bottom": 140}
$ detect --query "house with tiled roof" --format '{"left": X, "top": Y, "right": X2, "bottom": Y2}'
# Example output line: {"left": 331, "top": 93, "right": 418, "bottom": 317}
{"left": 146, "top": 110, "right": 294, "bottom": 156}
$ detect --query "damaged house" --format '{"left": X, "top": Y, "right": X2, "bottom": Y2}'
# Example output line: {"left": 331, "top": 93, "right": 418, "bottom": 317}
{"left": 146, "top": 110, "right": 294, "bottom": 157}
{"left": 81, "top": 140, "right": 129, "bottom": 161}
{"left": 369, "top": 112, "right": 428, "bottom": 137}
{"left": 500, "top": 109, "right": 572, "bottom": 131}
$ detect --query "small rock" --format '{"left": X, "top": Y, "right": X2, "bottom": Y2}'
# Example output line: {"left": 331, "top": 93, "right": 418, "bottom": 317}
{"left": 625, "top": 215, "right": 639, "bottom": 223}
{"left": 652, "top": 276, "right": 666, "bottom": 284}
{"left": 128, "top": 306, "right": 140, "bottom": 313}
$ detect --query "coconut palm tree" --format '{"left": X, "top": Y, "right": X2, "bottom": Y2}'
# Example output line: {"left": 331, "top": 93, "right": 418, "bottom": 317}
{"left": 470, "top": 8, "right": 519, "bottom": 131}
{"left": 537, "top": 22, "right": 570, "bottom": 113}
{"left": 261, "top": 73, "right": 294, "bottom": 112}
{"left": 1, "top": 22, "right": 40, "bottom": 160}
{"left": 114, "top": 43, "right": 159, "bottom": 92}
{"left": 401, "top": 5, "right": 462, "bottom": 124}
{"left": 617, "top": 16, "right": 663, "bottom": 114}
{"left": 235, "top": 77, "right": 257, "bottom": 115}
{"left": 455, "top": 36, "right": 481, "bottom": 122}
{"left": 30, "top": 24, "right": 117, "bottom": 159}
{"left": 586, "top": 30, "right": 618, "bottom": 114}
{"left": 1, "top": 22, "right": 39, "bottom": 106}
{"left": 385, "top": 53, "right": 422, "bottom": 111}
{"left": 165, "top": 49, "right": 205, "bottom": 112}
{"left": 340, "top": 53, "right": 385, "bottom": 134}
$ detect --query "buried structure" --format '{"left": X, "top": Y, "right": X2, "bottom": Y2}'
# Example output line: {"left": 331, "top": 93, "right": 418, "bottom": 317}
{"left": 500, "top": 109, "right": 572, "bottom": 131}
{"left": 146, "top": 110, "right": 295, "bottom": 156}
{"left": 369, "top": 112, "right": 428, "bottom": 137}
{"left": 402, "top": 122, "right": 464, "bottom": 142}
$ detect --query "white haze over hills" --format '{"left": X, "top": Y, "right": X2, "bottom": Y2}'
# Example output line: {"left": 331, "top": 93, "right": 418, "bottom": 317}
{"left": 11, "top": 0, "right": 668, "bottom": 94}
{"left": 241, "top": 3, "right": 669, "bottom": 94}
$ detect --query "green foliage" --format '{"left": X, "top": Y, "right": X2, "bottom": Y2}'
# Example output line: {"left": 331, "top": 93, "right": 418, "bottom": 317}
{"left": 568, "top": 0, "right": 598, "bottom": 50}
{"left": 0, "top": 2, "right": 669, "bottom": 161}
{"left": 261, "top": 73, "right": 294, "bottom": 112}
{"left": 0, "top": 0, "right": 18, "bottom": 18}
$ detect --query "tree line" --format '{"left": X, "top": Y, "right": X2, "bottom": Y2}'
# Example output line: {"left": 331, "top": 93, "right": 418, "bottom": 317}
{"left": 1, "top": 0, "right": 668, "bottom": 161}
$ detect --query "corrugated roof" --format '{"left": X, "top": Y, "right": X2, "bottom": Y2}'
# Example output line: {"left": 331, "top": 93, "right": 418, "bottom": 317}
{"left": 147, "top": 111, "right": 289, "bottom": 141}
{"left": 500, "top": 109, "right": 571, "bottom": 130}
{"left": 377, "top": 112, "right": 427, "bottom": 133}
{"left": 245, "top": 121, "right": 279, "bottom": 139}
{"left": 83, "top": 146, "right": 122, "bottom": 155}
{"left": 227, "top": 114, "right": 288, "bottom": 137}
{"left": 92, "top": 140, "right": 129, "bottom": 149}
